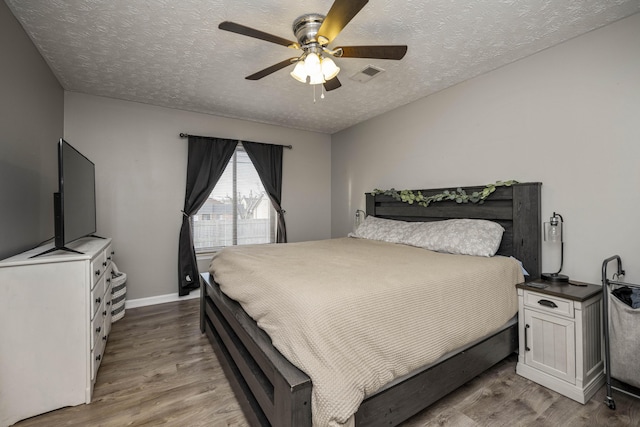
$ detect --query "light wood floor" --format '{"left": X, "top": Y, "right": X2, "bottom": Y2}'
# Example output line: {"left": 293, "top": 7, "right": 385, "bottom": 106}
{"left": 16, "top": 299, "right": 639, "bottom": 427}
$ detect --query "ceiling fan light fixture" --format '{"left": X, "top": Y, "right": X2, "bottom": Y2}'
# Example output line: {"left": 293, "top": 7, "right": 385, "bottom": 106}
{"left": 290, "top": 53, "right": 339, "bottom": 85}
{"left": 290, "top": 60, "right": 308, "bottom": 83}
{"left": 308, "top": 72, "right": 326, "bottom": 85}
{"left": 304, "top": 52, "right": 321, "bottom": 76}
{"left": 321, "top": 56, "right": 340, "bottom": 80}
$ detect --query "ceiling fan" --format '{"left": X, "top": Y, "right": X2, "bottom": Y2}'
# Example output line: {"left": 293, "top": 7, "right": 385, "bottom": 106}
{"left": 219, "top": 0, "right": 408, "bottom": 93}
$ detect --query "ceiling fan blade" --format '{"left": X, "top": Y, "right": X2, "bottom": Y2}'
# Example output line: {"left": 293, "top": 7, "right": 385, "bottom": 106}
{"left": 317, "top": 0, "right": 369, "bottom": 45}
{"left": 324, "top": 77, "right": 342, "bottom": 92}
{"left": 337, "top": 45, "right": 408, "bottom": 60}
{"left": 219, "top": 21, "right": 299, "bottom": 49}
{"left": 245, "top": 58, "right": 297, "bottom": 80}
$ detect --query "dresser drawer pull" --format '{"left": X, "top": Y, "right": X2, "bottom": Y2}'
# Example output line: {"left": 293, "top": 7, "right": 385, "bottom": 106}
{"left": 103, "top": 310, "right": 107, "bottom": 317}
{"left": 96, "top": 326, "right": 101, "bottom": 334}
{"left": 96, "top": 354, "right": 101, "bottom": 362}
{"left": 525, "top": 324, "right": 530, "bottom": 351}
{"left": 95, "top": 269, "right": 101, "bottom": 276}
{"left": 103, "top": 261, "right": 108, "bottom": 267}
{"left": 106, "top": 278, "right": 111, "bottom": 283}
{"left": 538, "top": 299, "right": 558, "bottom": 308}
{"left": 95, "top": 297, "right": 102, "bottom": 304}
{"left": 103, "top": 335, "right": 108, "bottom": 341}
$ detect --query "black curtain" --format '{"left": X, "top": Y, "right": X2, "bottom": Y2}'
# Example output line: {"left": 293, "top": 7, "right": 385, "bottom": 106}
{"left": 178, "top": 136, "right": 238, "bottom": 295}
{"left": 243, "top": 141, "right": 288, "bottom": 243}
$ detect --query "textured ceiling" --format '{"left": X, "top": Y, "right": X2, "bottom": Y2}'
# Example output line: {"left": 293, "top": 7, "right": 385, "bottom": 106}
{"left": 6, "top": 1, "right": 640, "bottom": 134}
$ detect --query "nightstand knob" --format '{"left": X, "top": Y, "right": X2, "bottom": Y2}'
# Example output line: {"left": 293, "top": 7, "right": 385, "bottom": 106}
{"left": 538, "top": 299, "right": 558, "bottom": 308}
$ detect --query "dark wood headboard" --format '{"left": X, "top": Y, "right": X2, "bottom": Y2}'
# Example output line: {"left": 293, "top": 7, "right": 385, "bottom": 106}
{"left": 366, "top": 182, "right": 542, "bottom": 279}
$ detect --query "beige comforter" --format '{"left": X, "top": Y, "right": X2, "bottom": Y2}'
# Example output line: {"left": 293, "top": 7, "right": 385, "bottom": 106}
{"left": 210, "top": 237, "right": 523, "bottom": 427}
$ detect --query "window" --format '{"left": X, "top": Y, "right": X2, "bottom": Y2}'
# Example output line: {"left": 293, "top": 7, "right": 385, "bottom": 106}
{"left": 193, "top": 144, "right": 276, "bottom": 251}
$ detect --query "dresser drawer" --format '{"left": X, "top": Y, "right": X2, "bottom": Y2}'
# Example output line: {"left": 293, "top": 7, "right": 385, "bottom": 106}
{"left": 90, "top": 250, "right": 107, "bottom": 290}
{"left": 90, "top": 274, "right": 106, "bottom": 320}
{"left": 91, "top": 331, "right": 105, "bottom": 381}
{"left": 90, "top": 300, "right": 105, "bottom": 351}
{"left": 105, "top": 244, "right": 114, "bottom": 266}
{"left": 104, "top": 281, "right": 113, "bottom": 337}
{"left": 523, "top": 290, "right": 574, "bottom": 318}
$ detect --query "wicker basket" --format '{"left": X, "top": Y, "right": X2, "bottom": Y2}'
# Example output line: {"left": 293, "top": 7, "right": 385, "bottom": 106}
{"left": 111, "top": 263, "right": 127, "bottom": 322}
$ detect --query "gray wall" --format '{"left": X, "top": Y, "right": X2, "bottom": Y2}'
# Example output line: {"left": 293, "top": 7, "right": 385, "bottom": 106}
{"left": 0, "top": 1, "right": 63, "bottom": 260}
{"left": 6, "top": 0, "right": 638, "bottom": 295}
{"left": 64, "top": 93, "right": 332, "bottom": 300}
{"left": 331, "top": 13, "right": 640, "bottom": 283}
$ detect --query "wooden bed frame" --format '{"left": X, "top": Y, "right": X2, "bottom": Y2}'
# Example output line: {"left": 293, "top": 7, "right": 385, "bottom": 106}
{"left": 200, "top": 182, "right": 542, "bottom": 426}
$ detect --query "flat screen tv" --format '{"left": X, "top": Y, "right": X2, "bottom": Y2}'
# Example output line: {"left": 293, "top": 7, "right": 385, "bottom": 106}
{"left": 33, "top": 138, "right": 97, "bottom": 257}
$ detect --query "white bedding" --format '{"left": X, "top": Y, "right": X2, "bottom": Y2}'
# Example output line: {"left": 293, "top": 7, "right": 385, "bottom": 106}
{"left": 209, "top": 237, "right": 523, "bottom": 426}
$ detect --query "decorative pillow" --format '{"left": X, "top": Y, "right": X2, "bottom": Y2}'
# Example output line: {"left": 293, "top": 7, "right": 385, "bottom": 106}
{"left": 349, "top": 215, "right": 418, "bottom": 245}
{"left": 404, "top": 219, "right": 504, "bottom": 257}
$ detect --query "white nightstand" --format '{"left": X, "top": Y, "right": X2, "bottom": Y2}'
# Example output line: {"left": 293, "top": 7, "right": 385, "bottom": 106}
{"left": 516, "top": 280, "right": 605, "bottom": 404}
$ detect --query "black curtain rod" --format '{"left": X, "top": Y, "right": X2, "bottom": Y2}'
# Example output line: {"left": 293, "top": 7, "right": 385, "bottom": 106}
{"left": 179, "top": 133, "right": 292, "bottom": 149}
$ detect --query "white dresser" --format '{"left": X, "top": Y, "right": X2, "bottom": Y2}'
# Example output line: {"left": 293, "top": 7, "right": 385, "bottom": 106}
{"left": 0, "top": 237, "right": 114, "bottom": 426}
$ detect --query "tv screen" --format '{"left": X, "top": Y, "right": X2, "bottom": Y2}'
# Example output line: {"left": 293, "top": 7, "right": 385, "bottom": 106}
{"left": 31, "top": 139, "right": 97, "bottom": 258}
{"left": 57, "top": 138, "right": 96, "bottom": 247}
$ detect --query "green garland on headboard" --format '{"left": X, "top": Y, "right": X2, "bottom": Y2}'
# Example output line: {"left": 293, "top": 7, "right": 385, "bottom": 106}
{"left": 372, "top": 180, "right": 519, "bottom": 208}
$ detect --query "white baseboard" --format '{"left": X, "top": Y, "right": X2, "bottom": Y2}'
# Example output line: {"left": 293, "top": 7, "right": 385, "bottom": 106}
{"left": 125, "top": 288, "right": 200, "bottom": 309}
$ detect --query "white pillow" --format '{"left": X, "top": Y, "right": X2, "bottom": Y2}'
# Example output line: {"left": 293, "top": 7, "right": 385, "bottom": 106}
{"left": 349, "top": 216, "right": 418, "bottom": 245}
{"left": 404, "top": 219, "right": 504, "bottom": 257}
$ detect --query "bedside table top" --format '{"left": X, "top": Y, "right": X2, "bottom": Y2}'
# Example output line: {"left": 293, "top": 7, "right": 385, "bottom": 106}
{"left": 516, "top": 280, "right": 602, "bottom": 302}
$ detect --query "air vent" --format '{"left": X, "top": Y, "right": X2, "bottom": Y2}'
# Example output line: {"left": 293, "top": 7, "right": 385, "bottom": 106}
{"left": 350, "top": 65, "right": 385, "bottom": 83}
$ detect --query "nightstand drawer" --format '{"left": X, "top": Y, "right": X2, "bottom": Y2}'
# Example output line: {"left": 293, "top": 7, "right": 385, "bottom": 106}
{"left": 523, "top": 290, "right": 574, "bottom": 318}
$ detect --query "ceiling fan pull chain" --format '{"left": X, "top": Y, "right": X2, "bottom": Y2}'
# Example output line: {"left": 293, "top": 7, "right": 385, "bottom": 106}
{"left": 321, "top": 84, "right": 325, "bottom": 99}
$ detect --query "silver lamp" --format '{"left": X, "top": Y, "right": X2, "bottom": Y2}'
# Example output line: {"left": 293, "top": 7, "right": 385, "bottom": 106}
{"left": 542, "top": 212, "right": 569, "bottom": 282}
{"left": 354, "top": 209, "right": 366, "bottom": 231}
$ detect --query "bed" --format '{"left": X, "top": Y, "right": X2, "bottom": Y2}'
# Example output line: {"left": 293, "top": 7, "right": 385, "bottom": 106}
{"left": 200, "top": 182, "right": 542, "bottom": 427}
